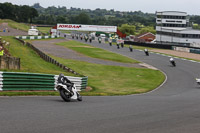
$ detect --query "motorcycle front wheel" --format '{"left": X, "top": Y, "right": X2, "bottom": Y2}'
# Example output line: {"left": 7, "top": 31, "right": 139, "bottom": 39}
{"left": 60, "top": 89, "right": 71, "bottom": 102}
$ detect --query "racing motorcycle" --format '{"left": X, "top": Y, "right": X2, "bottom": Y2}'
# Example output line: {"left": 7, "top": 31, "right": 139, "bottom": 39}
{"left": 129, "top": 45, "right": 133, "bottom": 52}
{"left": 144, "top": 49, "right": 149, "bottom": 56}
{"left": 170, "top": 57, "right": 176, "bottom": 67}
{"left": 196, "top": 78, "right": 200, "bottom": 85}
{"left": 56, "top": 74, "right": 82, "bottom": 102}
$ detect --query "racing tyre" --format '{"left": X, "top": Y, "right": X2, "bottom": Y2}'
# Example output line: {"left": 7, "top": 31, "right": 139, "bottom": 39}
{"left": 60, "top": 89, "right": 71, "bottom": 102}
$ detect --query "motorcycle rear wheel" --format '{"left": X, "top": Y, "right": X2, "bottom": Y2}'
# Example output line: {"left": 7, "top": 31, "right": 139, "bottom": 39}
{"left": 60, "top": 89, "right": 71, "bottom": 102}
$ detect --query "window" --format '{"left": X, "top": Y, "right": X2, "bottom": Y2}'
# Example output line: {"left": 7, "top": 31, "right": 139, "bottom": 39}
{"left": 157, "top": 15, "right": 161, "bottom": 18}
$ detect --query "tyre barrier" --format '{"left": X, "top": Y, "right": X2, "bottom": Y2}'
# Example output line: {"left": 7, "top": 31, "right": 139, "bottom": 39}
{"left": 0, "top": 71, "right": 88, "bottom": 91}
{"left": 15, "top": 35, "right": 59, "bottom": 40}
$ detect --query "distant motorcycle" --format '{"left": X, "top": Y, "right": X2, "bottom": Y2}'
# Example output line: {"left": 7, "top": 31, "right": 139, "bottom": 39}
{"left": 56, "top": 74, "right": 82, "bottom": 102}
{"left": 129, "top": 45, "right": 133, "bottom": 52}
{"left": 170, "top": 57, "right": 176, "bottom": 67}
{"left": 121, "top": 43, "right": 124, "bottom": 48}
{"left": 107, "top": 38, "right": 112, "bottom": 46}
{"left": 108, "top": 38, "right": 112, "bottom": 46}
{"left": 117, "top": 43, "right": 120, "bottom": 49}
{"left": 144, "top": 49, "right": 149, "bottom": 56}
{"left": 196, "top": 78, "right": 200, "bottom": 85}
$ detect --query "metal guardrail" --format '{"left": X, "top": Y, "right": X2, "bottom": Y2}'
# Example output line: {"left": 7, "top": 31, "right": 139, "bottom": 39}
{"left": 0, "top": 71, "right": 88, "bottom": 91}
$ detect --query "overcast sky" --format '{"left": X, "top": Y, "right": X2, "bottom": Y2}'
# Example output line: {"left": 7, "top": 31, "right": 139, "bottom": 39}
{"left": 1, "top": 0, "right": 200, "bottom": 15}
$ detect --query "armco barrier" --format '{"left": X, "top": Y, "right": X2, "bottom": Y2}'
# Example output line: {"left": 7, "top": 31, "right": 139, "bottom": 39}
{"left": 0, "top": 72, "right": 88, "bottom": 91}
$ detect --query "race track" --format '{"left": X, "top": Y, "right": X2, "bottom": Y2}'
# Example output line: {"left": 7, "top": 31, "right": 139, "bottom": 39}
{"left": 1, "top": 35, "right": 200, "bottom": 133}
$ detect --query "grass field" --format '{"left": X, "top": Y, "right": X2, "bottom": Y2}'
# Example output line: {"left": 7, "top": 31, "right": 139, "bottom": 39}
{"left": 52, "top": 40, "right": 165, "bottom": 95}
{"left": 37, "top": 27, "right": 51, "bottom": 35}
{"left": 0, "top": 37, "right": 165, "bottom": 96}
{"left": 1, "top": 36, "right": 77, "bottom": 76}
{"left": 56, "top": 40, "right": 139, "bottom": 63}
{"left": 0, "top": 19, "right": 30, "bottom": 31}
{"left": 0, "top": 19, "right": 52, "bottom": 35}
{"left": 51, "top": 56, "right": 165, "bottom": 95}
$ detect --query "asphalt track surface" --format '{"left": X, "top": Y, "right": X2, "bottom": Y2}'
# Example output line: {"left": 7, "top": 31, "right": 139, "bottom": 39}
{"left": 1, "top": 35, "right": 200, "bottom": 133}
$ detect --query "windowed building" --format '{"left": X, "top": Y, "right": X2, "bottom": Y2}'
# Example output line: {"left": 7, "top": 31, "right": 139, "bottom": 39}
{"left": 156, "top": 11, "right": 200, "bottom": 47}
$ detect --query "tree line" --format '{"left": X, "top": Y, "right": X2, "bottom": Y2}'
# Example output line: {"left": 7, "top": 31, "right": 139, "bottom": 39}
{"left": 31, "top": 3, "right": 157, "bottom": 35}
{"left": 0, "top": 2, "right": 38, "bottom": 23}
{"left": 1, "top": 2, "right": 200, "bottom": 34}
{"left": 32, "top": 3, "right": 155, "bottom": 27}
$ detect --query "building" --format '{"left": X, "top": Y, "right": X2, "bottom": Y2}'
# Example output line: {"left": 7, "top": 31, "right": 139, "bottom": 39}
{"left": 127, "top": 32, "right": 155, "bottom": 43}
{"left": 156, "top": 11, "right": 200, "bottom": 47}
{"left": 135, "top": 32, "right": 155, "bottom": 43}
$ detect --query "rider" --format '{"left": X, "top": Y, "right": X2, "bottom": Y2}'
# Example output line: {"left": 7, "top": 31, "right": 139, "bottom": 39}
{"left": 58, "top": 74, "right": 73, "bottom": 91}
{"left": 170, "top": 57, "right": 174, "bottom": 62}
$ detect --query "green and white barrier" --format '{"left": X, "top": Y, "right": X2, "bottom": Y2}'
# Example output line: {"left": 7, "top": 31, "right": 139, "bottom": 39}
{"left": 172, "top": 46, "right": 200, "bottom": 54}
{"left": 15, "top": 35, "right": 59, "bottom": 40}
{"left": 190, "top": 48, "right": 200, "bottom": 54}
{"left": 0, "top": 72, "right": 88, "bottom": 91}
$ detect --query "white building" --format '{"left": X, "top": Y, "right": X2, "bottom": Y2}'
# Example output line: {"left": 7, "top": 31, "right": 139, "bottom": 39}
{"left": 156, "top": 11, "right": 200, "bottom": 47}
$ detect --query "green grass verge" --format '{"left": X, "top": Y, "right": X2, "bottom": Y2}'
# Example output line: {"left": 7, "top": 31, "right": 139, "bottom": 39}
{"left": 60, "top": 30, "right": 71, "bottom": 34}
{"left": 50, "top": 56, "right": 165, "bottom": 96}
{"left": 0, "top": 37, "right": 165, "bottom": 96}
{"left": 0, "top": 19, "right": 30, "bottom": 31}
{"left": 56, "top": 40, "right": 139, "bottom": 63}
{"left": 37, "top": 27, "right": 51, "bottom": 35}
{"left": 1, "top": 36, "right": 77, "bottom": 76}
{"left": 0, "top": 19, "right": 51, "bottom": 34}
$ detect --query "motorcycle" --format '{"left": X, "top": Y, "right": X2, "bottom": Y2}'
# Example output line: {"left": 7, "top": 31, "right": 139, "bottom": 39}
{"left": 109, "top": 38, "right": 112, "bottom": 46}
{"left": 98, "top": 38, "right": 102, "bottom": 43}
{"left": 196, "top": 78, "right": 200, "bottom": 85}
{"left": 144, "top": 49, "right": 149, "bottom": 56}
{"left": 109, "top": 41, "right": 112, "bottom": 46}
{"left": 56, "top": 74, "right": 82, "bottom": 102}
{"left": 117, "top": 43, "right": 120, "bottom": 49}
{"left": 170, "top": 58, "right": 176, "bottom": 67}
{"left": 121, "top": 43, "right": 124, "bottom": 48}
{"left": 129, "top": 45, "right": 133, "bottom": 52}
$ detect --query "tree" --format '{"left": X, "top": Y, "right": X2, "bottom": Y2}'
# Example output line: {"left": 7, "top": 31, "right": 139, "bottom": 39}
{"left": 30, "top": 8, "right": 38, "bottom": 23}
{"left": 118, "top": 24, "right": 136, "bottom": 35}
{"left": 192, "top": 23, "right": 200, "bottom": 30}
{"left": 138, "top": 26, "right": 156, "bottom": 35}
{"left": 18, "top": 5, "right": 31, "bottom": 22}
{"left": 0, "top": 3, "right": 38, "bottom": 23}
{"left": 75, "top": 13, "right": 91, "bottom": 24}
{"left": 0, "top": 2, "right": 15, "bottom": 19}
{"left": 56, "top": 16, "right": 69, "bottom": 23}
